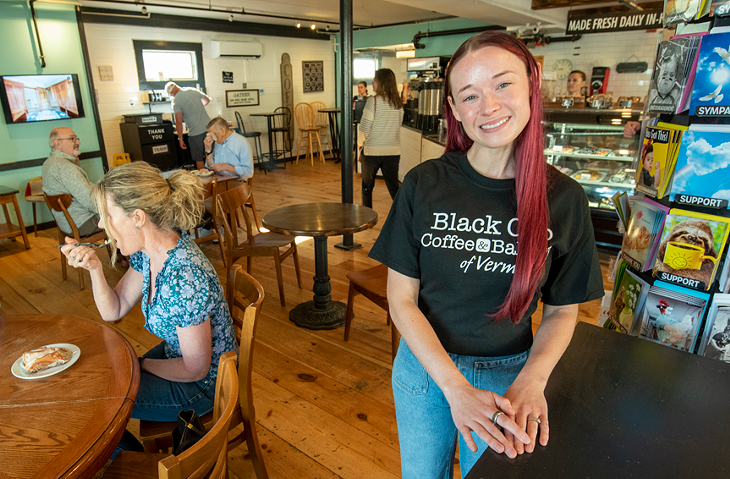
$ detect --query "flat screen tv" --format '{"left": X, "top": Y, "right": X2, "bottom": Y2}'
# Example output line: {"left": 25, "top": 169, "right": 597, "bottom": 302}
{"left": 0, "top": 74, "right": 85, "bottom": 124}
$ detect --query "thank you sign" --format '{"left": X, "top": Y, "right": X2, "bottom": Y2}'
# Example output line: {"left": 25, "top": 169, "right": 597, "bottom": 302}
{"left": 566, "top": 9, "right": 663, "bottom": 35}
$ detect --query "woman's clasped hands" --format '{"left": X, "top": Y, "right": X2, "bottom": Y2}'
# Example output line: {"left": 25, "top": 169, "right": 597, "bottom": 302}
{"left": 446, "top": 383, "right": 531, "bottom": 459}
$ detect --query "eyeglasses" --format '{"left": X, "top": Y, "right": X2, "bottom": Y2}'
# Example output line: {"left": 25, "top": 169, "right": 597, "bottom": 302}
{"left": 57, "top": 136, "right": 80, "bottom": 142}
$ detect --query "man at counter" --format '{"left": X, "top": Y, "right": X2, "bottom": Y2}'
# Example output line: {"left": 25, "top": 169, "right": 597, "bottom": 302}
{"left": 42, "top": 127, "right": 101, "bottom": 236}
{"left": 203, "top": 116, "right": 253, "bottom": 179}
{"left": 165, "top": 82, "right": 211, "bottom": 169}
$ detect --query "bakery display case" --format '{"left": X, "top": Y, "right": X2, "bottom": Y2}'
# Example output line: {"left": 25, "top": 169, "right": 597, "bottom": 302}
{"left": 543, "top": 108, "right": 642, "bottom": 252}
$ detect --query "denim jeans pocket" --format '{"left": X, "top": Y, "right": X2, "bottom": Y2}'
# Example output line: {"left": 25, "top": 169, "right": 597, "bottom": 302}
{"left": 392, "top": 340, "right": 429, "bottom": 395}
{"left": 473, "top": 349, "right": 530, "bottom": 396}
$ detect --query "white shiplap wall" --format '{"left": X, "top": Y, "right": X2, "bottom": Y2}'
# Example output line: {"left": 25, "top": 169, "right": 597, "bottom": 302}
{"left": 530, "top": 29, "right": 661, "bottom": 99}
{"left": 83, "top": 24, "right": 336, "bottom": 161}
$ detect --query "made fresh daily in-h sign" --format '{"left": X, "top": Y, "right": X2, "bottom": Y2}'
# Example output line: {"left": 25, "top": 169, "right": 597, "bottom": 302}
{"left": 566, "top": 9, "right": 663, "bottom": 35}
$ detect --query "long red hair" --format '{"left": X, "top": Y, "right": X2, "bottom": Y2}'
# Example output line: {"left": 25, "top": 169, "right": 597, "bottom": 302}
{"left": 443, "top": 31, "right": 549, "bottom": 323}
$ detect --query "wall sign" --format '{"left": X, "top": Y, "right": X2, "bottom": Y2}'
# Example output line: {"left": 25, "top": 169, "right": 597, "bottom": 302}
{"left": 222, "top": 71, "right": 233, "bottom": 83}
{"left": 225, "top": 89, "right": 260, "bottom": 107}
{"left": 281, "top": 53, "right": 294, "bottom": 150}
{"left": 566, "top": 9, "right": 663, "bottom": 35}
{"left": 302, "top": 60, "right": 324, "bottom": 93}
{"left": 98, "top": 65, "right": 113, "bottom": 81}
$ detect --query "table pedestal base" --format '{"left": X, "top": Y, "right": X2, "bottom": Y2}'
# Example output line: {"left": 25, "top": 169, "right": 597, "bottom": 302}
{"left": 289, "top": 300, "right": 347, "bottom": 330}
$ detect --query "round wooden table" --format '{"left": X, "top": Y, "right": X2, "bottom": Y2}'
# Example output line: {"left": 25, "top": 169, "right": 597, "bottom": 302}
{"left": 0, "top": 314, "right": 140, "bottom": 478}
{"left": 263, "top": 203, "right": 378, "bottom": 330}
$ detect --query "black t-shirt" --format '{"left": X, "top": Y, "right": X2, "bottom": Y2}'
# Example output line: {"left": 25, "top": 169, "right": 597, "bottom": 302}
{"left": 369, "top": 151, "right": 604, "bottom": 357}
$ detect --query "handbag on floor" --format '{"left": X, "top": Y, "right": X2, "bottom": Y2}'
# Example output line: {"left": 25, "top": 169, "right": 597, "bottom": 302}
{"left": 172, "top": 409, "right": 207, "bottom": 455}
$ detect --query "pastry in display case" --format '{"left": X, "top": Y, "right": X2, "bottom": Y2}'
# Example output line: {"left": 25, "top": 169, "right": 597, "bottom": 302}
{"left": 543, "top": 108, "right": 642, "bottom": 251}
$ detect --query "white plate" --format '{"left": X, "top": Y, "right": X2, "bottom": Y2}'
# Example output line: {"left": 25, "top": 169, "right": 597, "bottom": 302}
{"left": 11, "top": 343, "right": 81, "bottom": 380}
{"left": 194, "top": 171, "right": 214, "bottom": 177}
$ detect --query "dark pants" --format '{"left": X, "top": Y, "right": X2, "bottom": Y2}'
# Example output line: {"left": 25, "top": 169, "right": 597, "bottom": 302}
{"left": 77, "top": 214, "right": 102, "bottom": 237}
{"left": 361, "top": 154, "right": 400, "bottom": 208}
{"left": 189, "top": 132, "right": 208, "bottom": 167}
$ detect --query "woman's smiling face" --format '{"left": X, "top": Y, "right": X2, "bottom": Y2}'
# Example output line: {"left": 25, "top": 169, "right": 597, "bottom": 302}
{"left": 447, "top": 46, "right": 532, "bottom": 153}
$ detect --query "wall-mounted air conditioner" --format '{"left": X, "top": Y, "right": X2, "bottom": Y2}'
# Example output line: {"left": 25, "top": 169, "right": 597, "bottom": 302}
{"left": 210, "top": 41, "right": 262, "bottom": 58}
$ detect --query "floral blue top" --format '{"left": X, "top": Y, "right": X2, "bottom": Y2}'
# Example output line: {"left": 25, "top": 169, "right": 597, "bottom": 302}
{"left": 130, "top": 233, "right": 238, "bottom": 380}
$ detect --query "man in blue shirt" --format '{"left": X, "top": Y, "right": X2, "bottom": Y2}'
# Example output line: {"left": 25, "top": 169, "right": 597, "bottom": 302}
{"left": 203, "top": 117, "right": 253, "bottom": 180}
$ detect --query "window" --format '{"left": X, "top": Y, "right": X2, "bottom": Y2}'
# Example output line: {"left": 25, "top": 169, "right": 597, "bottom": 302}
{"left": 354, "top": 59, "right": 377, "bottom": 80}
{"left": 133, "top": 40, "right": 206, "bottom": 92}
{"left": 141, "top": 50, "right": 197, "bottom": 82}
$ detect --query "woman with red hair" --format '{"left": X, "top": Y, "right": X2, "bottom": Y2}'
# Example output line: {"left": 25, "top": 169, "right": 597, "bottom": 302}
{"left": 369, "top": 31, "right": 603, "bottom": 477}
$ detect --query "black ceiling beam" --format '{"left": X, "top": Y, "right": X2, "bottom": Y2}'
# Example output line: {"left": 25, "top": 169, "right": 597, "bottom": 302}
{"left": 80, "top": 8, "right": 331, "bottom": 40}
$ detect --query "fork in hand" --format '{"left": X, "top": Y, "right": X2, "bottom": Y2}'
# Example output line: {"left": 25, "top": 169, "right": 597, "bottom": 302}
{"left": 56, "top": 239, "right": 111, "bottom": 249}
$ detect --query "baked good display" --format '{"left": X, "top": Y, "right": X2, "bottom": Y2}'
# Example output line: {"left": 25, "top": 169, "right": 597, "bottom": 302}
{"left": 548, "top": 145, "right": 574, "bottom": 153}
{"left": 572, "top": 170, "right": 606, "bottom": 182}
{"left": 596, "top": 149, "right": 612, "bottom": 156}
{"left": 575, "top": 147, "right": 598, "bottom": 155}
{"left": 22, "top": 346, "right": 73, "bottom": 373}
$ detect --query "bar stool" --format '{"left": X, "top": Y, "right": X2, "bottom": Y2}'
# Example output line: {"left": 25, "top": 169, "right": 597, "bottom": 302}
{"left": 271, "top": 106, "right": 292, "bottom": 163}
{"left": 294, "top": 103, "right": 325, "bottom": 165}
{"left": 235, "top": 111, "right": 266, "bottom": 173}
{"left": 0, "top": 185, "right": 31, "bottom": 249}
{"left": 24, "top": 176, "right": 45, "bottom": 237}
{"left": 343, "top": 264, "right": 400, "bottom": 362}
{"left": 309, "top": 101, "right": 332, "bottom": 157}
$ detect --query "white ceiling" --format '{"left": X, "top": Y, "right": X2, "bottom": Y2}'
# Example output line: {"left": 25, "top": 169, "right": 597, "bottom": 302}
{"left": 80, "top": 0, "right": 655, "bottom": 31}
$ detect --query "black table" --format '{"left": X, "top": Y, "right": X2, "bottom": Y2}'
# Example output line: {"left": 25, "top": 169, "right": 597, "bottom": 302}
{"left": 250, "top": 112, "right": 285, "bottom": 172}
{"left": 262, "top": 203, "right": 378, "bottom": 330}
{"left": 318, "top": 107, "right": 341, "bottom": 163}
{"left": 466, "top": 322, "right": 730, "bottom": 479}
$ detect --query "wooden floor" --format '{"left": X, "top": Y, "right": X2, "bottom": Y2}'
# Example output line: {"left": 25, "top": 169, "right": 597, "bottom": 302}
{"left": 0, "top": 158, "right": 613, "bottom": 479}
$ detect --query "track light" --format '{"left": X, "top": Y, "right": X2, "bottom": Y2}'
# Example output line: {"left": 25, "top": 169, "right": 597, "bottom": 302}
{"left": 141, "top": 6, "right": 147, "bottom": 14}
{"left": 311, "top": 24, "right": 316, "bottom": 30}
{"left": 229, "top": 14, "right": 234, "bottom": 22}
{"left": 296, "top": 22, "right": 301, "bottom": 28}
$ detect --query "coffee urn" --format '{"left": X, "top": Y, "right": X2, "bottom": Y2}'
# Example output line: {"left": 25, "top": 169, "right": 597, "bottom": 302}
{"left": 421, "top": 80, "right": 444, "bottom": 133}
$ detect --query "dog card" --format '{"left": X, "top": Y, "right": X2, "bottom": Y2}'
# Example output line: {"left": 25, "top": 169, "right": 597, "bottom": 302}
{"left": 652, "top": 209, "right": 730, "bottom": 290}
{"left": 698, "top": 294, "right": 730, "bottom": 362}
{"left": 622, "top": 197, "right": 670, "bottom": 271}
{"left": 669, "top": 127, "right": 730, "bottom": 209}
{"left": 638, "top": 281, "right": 710, "bottom": 353}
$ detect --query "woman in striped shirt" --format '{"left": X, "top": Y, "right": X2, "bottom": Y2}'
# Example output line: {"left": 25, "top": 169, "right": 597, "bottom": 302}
{"left": 358, "top": 68, "right": 404, "bottom": 208}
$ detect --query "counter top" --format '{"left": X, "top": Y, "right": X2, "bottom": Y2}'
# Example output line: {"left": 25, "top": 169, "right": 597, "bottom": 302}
{"left": 423, "top": 134, "right": 445, "bottom": 147}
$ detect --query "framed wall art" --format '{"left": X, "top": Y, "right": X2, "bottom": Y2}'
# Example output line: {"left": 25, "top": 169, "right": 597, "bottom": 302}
{"left": 225, "top": 89, "right": 260, "bottom": 107}
{"left": 302, "top": 60, "right": 324, "bottom": 93}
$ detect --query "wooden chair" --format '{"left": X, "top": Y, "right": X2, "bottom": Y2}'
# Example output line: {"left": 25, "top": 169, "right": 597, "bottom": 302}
{"left": 309, "top": 101, "right": 332, "bottom": 156}
{"left": 24, "top": 176, "right": 45, "bottom": 236}
{"left": 102, "top": 351, "right": 239, "bottom": 479}
{"left": 139, "top": 271, "right": 269, "bottom": 478}
{"left": 294, "top": 102, "right": 325, "bottom": 165}
{"left": 192, "top": 179, "right": 227, "bottom": 265}
{"left": 44, "top": 193, "right": 108, "bottom": 290}
{"left": 217, "top": 184, "right": 302, "bottom": 306}
{"left": 245, "top": 177, "right": 263, "bottom": 233}
{"left": 343, "top": 264, "right": 401, "bottom": 362}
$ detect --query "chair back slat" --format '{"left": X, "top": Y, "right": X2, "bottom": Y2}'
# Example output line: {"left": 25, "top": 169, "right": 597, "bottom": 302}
{"left": 310, "top": 101, "right": 328, "bottom": 126}
{"left": 158, "top": 351, "right": 238, "bottom": 479}
{"left": 44, "top": 193, "right": 80, "bottom": 238}
{"left": 294, "top": 103, "right": 315, "bottom": 129}
{"left": 216, "top": 185, "right": 255, "bottom": 264}
{"left": 234, "top": 111, "right": 246, "bottom": 135}
{"left": 226, "top": 265, "right": 264, "bottom": 343}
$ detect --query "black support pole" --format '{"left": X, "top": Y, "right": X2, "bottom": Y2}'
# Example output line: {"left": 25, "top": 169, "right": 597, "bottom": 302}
{"left": 336, "top": 0, "right": 360, "bottom": 250}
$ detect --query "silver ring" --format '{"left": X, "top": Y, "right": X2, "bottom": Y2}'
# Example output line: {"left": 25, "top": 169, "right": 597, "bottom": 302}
{"left": 491, "top": 410, "right": 504, "bottom": 426}
{"left": 529, "top": 417, "right": 541, "bottom": 424}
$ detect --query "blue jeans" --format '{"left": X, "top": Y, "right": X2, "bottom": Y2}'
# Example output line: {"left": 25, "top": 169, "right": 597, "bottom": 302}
{"left": 392, "top": 339, "right": 530, "bottom": 479}
{"left": 131, "top": 341, "right": 217, "bottom": 422}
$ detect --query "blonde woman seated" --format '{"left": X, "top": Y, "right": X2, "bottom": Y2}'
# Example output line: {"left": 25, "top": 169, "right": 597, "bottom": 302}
{"left": 59, "top": 162, "right": 238, "bottom": 422}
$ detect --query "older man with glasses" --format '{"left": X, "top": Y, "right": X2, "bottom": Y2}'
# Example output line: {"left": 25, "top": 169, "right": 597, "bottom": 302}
{"left": 41, "top": 126, "right": 102, "bottom": 236}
